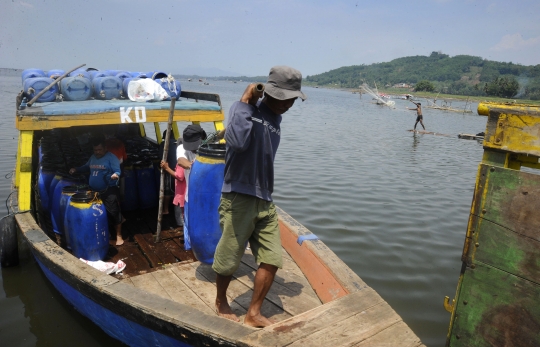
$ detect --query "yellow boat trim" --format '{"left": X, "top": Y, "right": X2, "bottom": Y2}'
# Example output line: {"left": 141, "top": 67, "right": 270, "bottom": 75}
{"left": 16, "top": 109, "right": 225, "bottom": 130}
{"left": 196, "top": 156, "right": 224, "bottom": 164}
{"left": 16, "top": 130, "right": 34, "bottom": 210}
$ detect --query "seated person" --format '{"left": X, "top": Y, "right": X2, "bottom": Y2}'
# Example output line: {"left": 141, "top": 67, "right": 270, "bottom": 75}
{"left": 70, "top": 137, "right": 125, "bottom": 246}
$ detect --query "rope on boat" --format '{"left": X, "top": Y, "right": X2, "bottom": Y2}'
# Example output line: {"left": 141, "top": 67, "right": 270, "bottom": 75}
{"left": 5, "top": 191, "right": 16, "bottom": 214}
{"left": 0, "top": 210, "right": 31, "bottom": 222}
{"left": 200, "top": 131, "right": 221, "bottom": 146}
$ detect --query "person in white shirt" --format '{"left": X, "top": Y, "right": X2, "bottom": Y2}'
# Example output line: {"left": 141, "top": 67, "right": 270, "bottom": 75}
{"left": 176, "top": 125, "right": 207, "bottom": 249}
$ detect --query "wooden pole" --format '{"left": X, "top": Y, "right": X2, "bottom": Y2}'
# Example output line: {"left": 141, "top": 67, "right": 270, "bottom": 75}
{"left": 27, "top": 63, "right": 86, "bottom": 107}
{"left": 154, "top": 98, "right": 176, "bottom": 243}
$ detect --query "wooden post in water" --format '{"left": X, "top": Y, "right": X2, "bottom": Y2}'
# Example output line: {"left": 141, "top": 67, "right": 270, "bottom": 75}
{"left": 154, "top": 98, "right": 176, "bottom": 243}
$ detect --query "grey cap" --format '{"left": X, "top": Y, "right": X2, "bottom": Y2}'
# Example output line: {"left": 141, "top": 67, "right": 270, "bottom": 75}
{"left": 264, "top": 66, "right": 307, "bottom": 101}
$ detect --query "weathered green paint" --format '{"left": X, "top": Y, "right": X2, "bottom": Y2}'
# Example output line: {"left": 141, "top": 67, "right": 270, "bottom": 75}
{"left": 476, "top": 164, "right": 540, "bottom": 241}
{"left": 448, "top": 103, "right": 540, "bottom": 346}
{"left": 449, "top": 262, "right": 540, "bottom": 347}
{"left": 473, "top": 218, "right": 539, "bottom": 282}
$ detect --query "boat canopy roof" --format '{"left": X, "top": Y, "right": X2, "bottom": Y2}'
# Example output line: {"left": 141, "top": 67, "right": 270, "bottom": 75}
{"left": 16, "top": 90, "right": 224, "bottom": 130}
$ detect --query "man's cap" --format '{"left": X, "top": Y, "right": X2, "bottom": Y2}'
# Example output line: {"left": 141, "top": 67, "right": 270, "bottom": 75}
{"left": 182, "top": 125, "right": 207, "bottom": 151}
{"left": 264, "top": 66, "right": 307, "bottom": 101}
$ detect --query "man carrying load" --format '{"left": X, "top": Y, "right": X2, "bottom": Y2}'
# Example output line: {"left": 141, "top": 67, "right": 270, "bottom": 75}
{"left": 212, "top": 66, "right": 307, "bottom": 327}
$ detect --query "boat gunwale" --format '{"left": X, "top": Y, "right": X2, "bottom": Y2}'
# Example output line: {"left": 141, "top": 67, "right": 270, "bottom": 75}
{"left": 14, "top": 207, "right": 374, "bottom": 345}
{"left": 15, "top": 211, "right": 253, "bottom": 346}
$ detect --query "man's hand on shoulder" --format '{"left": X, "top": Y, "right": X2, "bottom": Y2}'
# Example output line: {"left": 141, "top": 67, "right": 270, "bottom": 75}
{"left": 241, "top": 83, "right": 264, "bottom": 106}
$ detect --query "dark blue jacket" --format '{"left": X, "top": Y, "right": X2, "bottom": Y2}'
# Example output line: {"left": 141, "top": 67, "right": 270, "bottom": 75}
{"left": 222, "top": 101, "right": 281, "bottom": 201}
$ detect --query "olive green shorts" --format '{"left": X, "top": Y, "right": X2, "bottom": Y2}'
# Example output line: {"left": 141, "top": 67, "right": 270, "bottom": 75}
{"left": 212, "top": 192, "right": 282, "bottom": 276}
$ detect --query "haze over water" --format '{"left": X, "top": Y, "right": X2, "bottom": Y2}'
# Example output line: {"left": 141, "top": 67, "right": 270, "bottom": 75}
{"left": 0, "top": 76, "right": 487, "bottom": 346}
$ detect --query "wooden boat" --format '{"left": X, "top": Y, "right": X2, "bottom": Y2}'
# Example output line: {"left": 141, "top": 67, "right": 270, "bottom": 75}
{"left": 3, "top": 87, "right": 424, "bottom": 346}
{"left": 445, "top": 102, "right": 540, "bottom": 346}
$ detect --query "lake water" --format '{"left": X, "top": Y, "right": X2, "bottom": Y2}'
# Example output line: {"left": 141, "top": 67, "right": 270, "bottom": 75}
{"left": 0, "top": 76, "right": 487, "bottom": 346}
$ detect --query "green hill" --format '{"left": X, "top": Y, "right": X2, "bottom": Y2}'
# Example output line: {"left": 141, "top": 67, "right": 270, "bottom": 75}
{"left": 305, "top": 52, "right": 540, "bottom": 100}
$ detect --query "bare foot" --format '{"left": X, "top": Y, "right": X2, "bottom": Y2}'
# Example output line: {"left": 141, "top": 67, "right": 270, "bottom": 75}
{"left": 244, "top": 313, "right": 274, "bottom": 328}
{"left": 216, "top": 299, "right": 239, "bottom": 322}
{"left": 116, "top": 238, "right": 124, "bottom": 246}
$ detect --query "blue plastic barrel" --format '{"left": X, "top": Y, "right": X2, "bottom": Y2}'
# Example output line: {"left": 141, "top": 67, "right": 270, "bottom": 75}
{"left": 69, "top": 69, "right": 91, "bottom": 79}
{"left": 48, "top": 170, "right": 68, "bottom": 208}
{"left": 154, "top": 77, "right": 181, "bottom": 100}
{"left": 152, "top": 158, "right": 161, "bottom": 194}
{"left": 130, "top": 71, "right": 146, "bottom": 78}
{"left": 37, "top": 165, "right": 57, "bottom": 213}
{"left": 59, "top": 185, "right": 90, "bottom": 248}
{"left": 60, "top": 76, "right": 93, "bottom": 101}
{"left": 23, "top": 77, "right": 58, "bottom": 102}
{"left": 92, "top": 76, "right": 123, "bottom": 100}
{"left": 115, "top": 71, "right": 132, "bottom": 81}
{"left": 47, "top": 69, "right": 65, "bottom": 78}
{"left": 21, "top": 68, "right": 45, "bottom": 83}
{"left": 51, "top": 174, "right": 86, "bottom": 234}
{"left": 65, "top": 192, "right": 109, "bottom": 260}
{"left": 151, "top": 71, "right": 168, "bottom": 79}
{"left": 122, "top": 77, "right": 138, "bottom": 97}
{"left": 104, "top": 69, "right": 122, "bottom": 76}
{"left": 134, "top": 160, "right": 158, "bottom": 209}
{"left": 186, "top": 144, "right": 226, "bottom": 264}
{"left": 89, "top": 71, "right": 108, "bottom": 81}
{"left": 121, "top": 162, "right": 139, "bottom": 211}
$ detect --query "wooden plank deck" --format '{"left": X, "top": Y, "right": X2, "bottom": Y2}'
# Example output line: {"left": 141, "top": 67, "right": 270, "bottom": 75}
{"left": 103, "top": 209, "right": 197, "bottom": 278}
{"left": 121, "top": 247, "right": 322, "bottom": 326}
{"left": 24, "top": 199, "right": 424, "bottom": 346}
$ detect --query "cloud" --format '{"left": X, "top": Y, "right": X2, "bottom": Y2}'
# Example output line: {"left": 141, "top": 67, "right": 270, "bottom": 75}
{"left": 490, "top": 33, "right": 540, "bottom": 51}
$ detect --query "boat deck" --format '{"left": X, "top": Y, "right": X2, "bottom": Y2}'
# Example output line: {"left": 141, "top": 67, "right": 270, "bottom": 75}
{"left": 120, "top": 249, "right": 323, "bottom": 324}
{"left": 103, "top": 208, "right": 324, "bottom": 323}
{"left": 104, "top": 209, "right": 196, "bottom": 278}
{"left": 100, "top": 209, "right": 424, "bottom": 346}
{"left": 20, "top": 206, "right": 426, "bottom": 346}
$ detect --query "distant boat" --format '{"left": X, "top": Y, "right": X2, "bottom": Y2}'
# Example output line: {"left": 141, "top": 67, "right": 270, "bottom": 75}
{"left": 188, "top": 78, "right": 192, "bottom": 82}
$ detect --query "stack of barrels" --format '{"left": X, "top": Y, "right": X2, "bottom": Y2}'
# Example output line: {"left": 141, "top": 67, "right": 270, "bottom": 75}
{"left": 36, "top": 132, "right": 167, "bottom": 259}
{"left": 121, "top": 138, "right": 161, "bottom": 211}
{"left": 37, "top": 134, "right": 108, "bottom": 260}
{"left": 21, "top": 68, "right": 181, "bottom": 103}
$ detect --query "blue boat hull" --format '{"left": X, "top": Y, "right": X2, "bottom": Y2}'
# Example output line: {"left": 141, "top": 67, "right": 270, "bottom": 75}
{"left": 35, "top": 257, "right": 190, "bottom": 347}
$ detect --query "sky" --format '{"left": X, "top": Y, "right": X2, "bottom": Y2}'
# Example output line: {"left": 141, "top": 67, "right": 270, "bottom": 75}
{"left": 1, "top": 0, "right": 539, "bottom": 77}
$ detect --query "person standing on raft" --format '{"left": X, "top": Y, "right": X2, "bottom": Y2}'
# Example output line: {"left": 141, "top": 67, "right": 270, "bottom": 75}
{"left": 212, "top": 66, "right": 307, "bottom": 328}
{"left": 407, "top": 101, "right": 425, "bottom": 131}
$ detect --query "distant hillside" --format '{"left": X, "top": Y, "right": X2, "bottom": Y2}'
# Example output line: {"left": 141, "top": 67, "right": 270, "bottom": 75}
{"left": 305, "top": 52, "right": 540, "bottom": 100}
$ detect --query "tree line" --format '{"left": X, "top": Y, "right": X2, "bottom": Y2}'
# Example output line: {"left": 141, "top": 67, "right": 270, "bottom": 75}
{"left": 304, "top": 52, "right": 540, "bottom": 99}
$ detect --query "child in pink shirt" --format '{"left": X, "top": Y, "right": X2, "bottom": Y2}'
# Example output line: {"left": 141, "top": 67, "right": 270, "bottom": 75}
{"left": 160, "top": 160, "right": 186, "bottom": 227}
